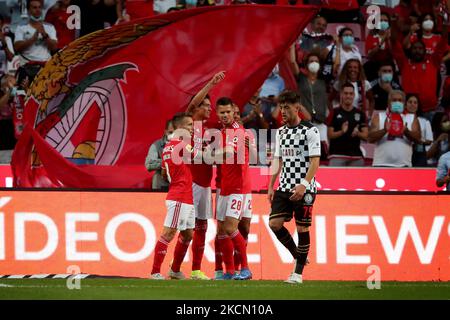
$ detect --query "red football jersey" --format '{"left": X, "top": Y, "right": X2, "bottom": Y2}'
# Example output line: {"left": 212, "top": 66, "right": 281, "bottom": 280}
{"left": 162, "top": 139, "right": 193, "bottom": 204}
{"left": 190, "top": 124, "right": 213, "bottom": 187}
{"left": 220, "top": 122, "right": 251, "bottom": 196}
{"left": 410, "top": 34, "right": 441, "bottom": 56}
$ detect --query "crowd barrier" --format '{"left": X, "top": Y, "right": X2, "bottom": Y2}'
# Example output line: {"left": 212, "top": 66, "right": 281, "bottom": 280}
{"left": 0, "top": 191, "right": 448, "bottom": 281}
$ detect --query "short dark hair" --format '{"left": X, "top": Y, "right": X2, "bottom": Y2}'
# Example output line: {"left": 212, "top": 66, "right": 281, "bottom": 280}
{"left": 304, "top": 51, "right": 321, "bottom": 66}
{"left": 338, "top": 27, "right": 353, "bottom": 38}
{"left": 171, "top": 112, "right": 191, "bottom": 129}
{"left": 380, "top": 12, "right": 391, "bottom": 21}
{"left": 189, "top": 93, "right": 210, "bottom": 104}
{"left": 378, "top": 60, "right": 395, "bottom": 70}
{"left": 278, "top": 90, "right": 300, "bottom": 105}
{"left": 313, "top": 15, "right": 327, "bottom": 23}
{"left": 27, "top": 0, "right": 42, "bottom": 9}
{"left": 216, "top": 96, "right": 233, "bottom": 107}
{"left": 340, "top": 82, "right": 355, "bottom": 92}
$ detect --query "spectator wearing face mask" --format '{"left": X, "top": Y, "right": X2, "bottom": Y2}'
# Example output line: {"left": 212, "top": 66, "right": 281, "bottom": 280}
{"left": 145, "top": 119, "right": 175, "bottom": 190}
{"left": 404, "top": 14, "right": 442, "bottom": 57}
{"left": 390, "top": 15, "right": 448, "bottom": 122}
{"left": 427, "top": 112, "right": 450, "bottom": 165}
{"left": 294, "top": 52, "right": 329, "bottom": 154}
{"left": 325, "top": 27, "right": 362, "bottom": 77}
{"left": 369, "top": 62, "right": 402, "bottom": 115}
{"left": 364, "top": 12, "right": 394, "bottom": 83}
{"left": 368, "top": 90, "right": 421, "bottom": 167}
{"left": 405, "top": 93, "right": 433, "bottom": 167}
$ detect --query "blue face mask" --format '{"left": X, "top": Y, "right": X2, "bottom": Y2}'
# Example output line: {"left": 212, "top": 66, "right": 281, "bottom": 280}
{"left": 379, "top": 21, "right": 390, "bottom": 31}
{"left": 30, "top": 15, "right": 43, "bottom": 22}
{"left": 342, "top": 35, "right": 354, "bottom": 46}
{"left": 391, "top": 101, "right": 404, "bottom": 113}
{"left": 381, "top": 73, "right": 393, "bottom": 83}
{"left": 9, "top": 87, "right": 17, "bottom": 97}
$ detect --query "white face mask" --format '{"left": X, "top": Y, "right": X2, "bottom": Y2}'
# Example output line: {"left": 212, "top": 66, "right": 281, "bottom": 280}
{"left": 167, "top": 133, "right": 174, "bottom": 140}
{"left": 422, "top": 20, "right": 434, "bottom": 31}
{"left": 308, "top": 61, "right": 320, "bottom": 74}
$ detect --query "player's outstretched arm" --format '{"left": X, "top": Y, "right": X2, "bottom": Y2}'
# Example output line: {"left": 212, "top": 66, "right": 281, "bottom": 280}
{"left": 186, "top": 71, "right": 226, "bottom": 114}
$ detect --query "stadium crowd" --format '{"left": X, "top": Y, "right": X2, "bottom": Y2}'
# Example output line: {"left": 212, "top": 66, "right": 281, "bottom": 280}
{"left": 0, "top": 0, "right": 449, "bottom": 189}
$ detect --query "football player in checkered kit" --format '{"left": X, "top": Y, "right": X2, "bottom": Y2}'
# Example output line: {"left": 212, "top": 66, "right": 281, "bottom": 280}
{"left": 268, "top": 90, "right": 321, "bottom": 284}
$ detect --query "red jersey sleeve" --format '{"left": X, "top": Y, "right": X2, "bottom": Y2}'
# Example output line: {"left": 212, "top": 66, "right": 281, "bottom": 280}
{"left": 365, "top": 34, "right": 379, "bottom": 55}
{"left": 431, "top": 34, "right": 449, "bottom": 66}
{"left": 391, "top": 39, "right": 407, "bottom": 71}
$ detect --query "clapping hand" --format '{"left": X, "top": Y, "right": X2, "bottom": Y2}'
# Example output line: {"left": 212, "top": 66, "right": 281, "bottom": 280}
{"left": 341, "top": 121, "right": 349, "bottom": 133}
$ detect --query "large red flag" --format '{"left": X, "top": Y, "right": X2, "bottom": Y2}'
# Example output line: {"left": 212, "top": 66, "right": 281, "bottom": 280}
{"left": 12, "top": 5, "right": 318, "bottom": 188}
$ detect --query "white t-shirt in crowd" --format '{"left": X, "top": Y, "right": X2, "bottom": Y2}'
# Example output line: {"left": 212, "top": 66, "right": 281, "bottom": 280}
{"left": 154, "top": 0, "right": 177, "bottom": 14}
{"left": 327, "top": 44, "right": 362, "bottom": 75}
{"left": 0, "top": 36, "right": 15, "bottom": 74}
{"left": 14, "top": 22, "right": 57, "bottom": 63}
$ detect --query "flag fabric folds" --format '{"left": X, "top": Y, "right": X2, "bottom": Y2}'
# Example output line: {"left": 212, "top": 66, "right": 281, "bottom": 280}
{"left": 12, "top": 4, "right": 318, "bottom": 188}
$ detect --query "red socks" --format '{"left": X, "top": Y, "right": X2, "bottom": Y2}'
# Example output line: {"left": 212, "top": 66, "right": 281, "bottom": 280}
{"left": 230, "top": 230, "right": 248, "bottom": 270}
{"left": 192, "top": 219, "right": 208, "bottom": 271}
{"left": 217, "top": 234, "right": 234, "bottom": 275}
{"left": 151, "top": 236, "right": 169, "bottom": 274}
{"left": 171, "top": 234, "right": 191, "bottom": 273}
{"left": 214, "top": 235, "right": 223, "bottom": 271}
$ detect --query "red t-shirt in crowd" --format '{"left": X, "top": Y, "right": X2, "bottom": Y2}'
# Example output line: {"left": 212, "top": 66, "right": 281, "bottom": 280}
{"left": 220, "top": 121, "right": 250, "bottom": 196}
{"left": 410, "top": 34, "right": 442, "bottom": 56}
{"left": 392, "top": 38, "right": 447, "bottom": 113}
{"left": 365, "top": 33, "right": 392, "bottom": 61}
{"left": 45, "top": 7, "right": 76, "bottom": 49}
{"left": 162, "top": 139, "right": 193, "bottom": 204}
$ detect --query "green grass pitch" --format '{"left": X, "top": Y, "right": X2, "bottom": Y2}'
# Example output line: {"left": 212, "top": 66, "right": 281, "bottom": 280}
{"left": 0, "top": 279, "right": 448, "bottom": 300}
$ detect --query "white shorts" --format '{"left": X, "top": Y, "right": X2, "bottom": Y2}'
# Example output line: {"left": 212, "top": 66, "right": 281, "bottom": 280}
{"left": 192, "top": 183, "right": 213, "bottom": 220}
{"left": 216, "top": 193, "right": 252, "bottom": 222}
{"left": 164, "top": 200, "right": 195, "bottom": 231}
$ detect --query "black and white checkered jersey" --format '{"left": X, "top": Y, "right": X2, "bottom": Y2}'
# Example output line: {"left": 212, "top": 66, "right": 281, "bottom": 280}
{"left": 274, "top": 121, "right": 321, "bottom": 193}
